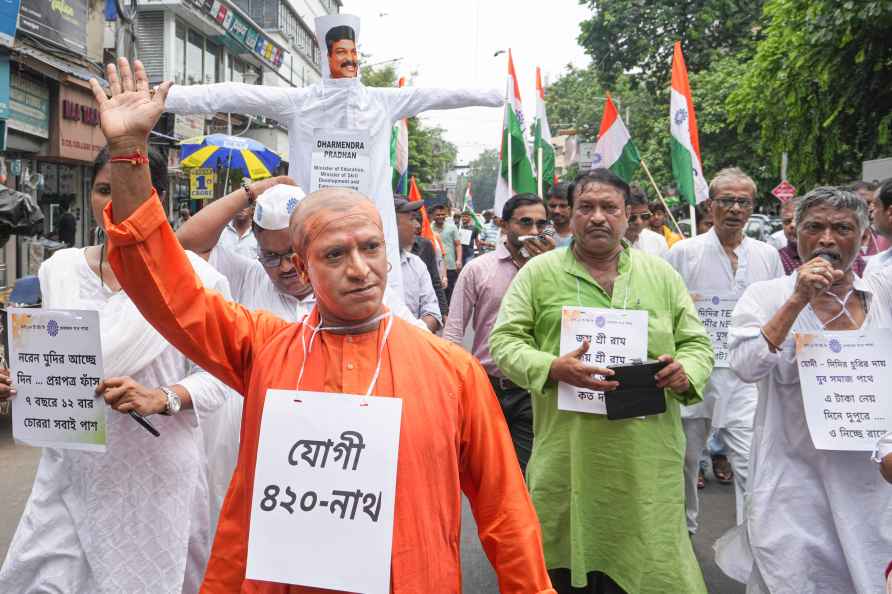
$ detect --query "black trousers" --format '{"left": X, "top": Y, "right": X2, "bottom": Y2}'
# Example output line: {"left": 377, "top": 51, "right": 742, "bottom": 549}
{"left": 548, "top": 569, "right": 627, "bottom": 594}
{"left": 488, "top": 376, "right": 533, "bottom": 475}
{"left": 445, "top": 268, "right": 460, "bottom": 306}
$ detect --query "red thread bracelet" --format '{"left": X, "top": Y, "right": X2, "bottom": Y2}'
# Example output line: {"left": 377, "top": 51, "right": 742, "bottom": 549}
{"left": 109, "top": 151, "right": 150, "bottom": 166}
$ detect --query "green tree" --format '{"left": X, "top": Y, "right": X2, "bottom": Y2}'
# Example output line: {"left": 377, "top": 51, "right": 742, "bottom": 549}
{"left": 728, "top": 0, "right": 892, "bottom": 187}
{"left": 578, "top": 0, "right": 765, "bottom": 92}
{"left": 465, "top": 149, "right": 499, "bottom": 212}
{"left": 361, "top": 63, "right": 458, "bottom": 189}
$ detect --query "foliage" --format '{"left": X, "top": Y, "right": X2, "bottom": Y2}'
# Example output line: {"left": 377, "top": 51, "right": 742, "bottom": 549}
{"left": 361, "top": 63, "right": 458, "bottom": 189}
{"left": 465, "top": 149, "right": 499, "bottom": 212}
{"left": 578, "top": 0, "right": 765, "bottom": 92}
{"left": 728, "top": 0, "right": 892, "bottom": 187}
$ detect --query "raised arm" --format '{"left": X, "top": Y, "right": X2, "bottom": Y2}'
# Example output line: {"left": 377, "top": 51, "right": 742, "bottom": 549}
{"left": 176, "top": 175, "right": 296, "bottom": 255}
{"left": 90, "top": 58, "right": 289, "bottom": 393}
{"left": 165, "top": 81, "right": 301, "bottom": 121}
{"left": 457, "top": 355, "right": 556, "bottom": 594}
{"left": 380, "top": 86, "right": 503, "bottom": 121}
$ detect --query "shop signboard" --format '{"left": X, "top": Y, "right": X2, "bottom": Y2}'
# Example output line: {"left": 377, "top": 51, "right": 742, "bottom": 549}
{"left": 0, "top": 0, "right": 22, "bottom": 48}
{"left": 9, "top": 71, "right": 50, "bottom": 139}
{"left": 18, "top": 0, "right": 87, "bottom": 56}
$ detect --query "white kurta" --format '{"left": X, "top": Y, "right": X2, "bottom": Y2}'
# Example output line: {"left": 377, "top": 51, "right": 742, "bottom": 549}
{"left": 665, "top": 229, "right": 785, "bottom": 426}
{"left": 864, "top": 246, "right": 892, "bottom": 280}
{"left": 0, "top": 248, "right": 232, "bottom": 594}
{"left": 166, "top": 80, "right": 503, "bottom": 294}
{"left": 217, "top": 223, "right": 258, "bottom": 259}
{"left": 767, "top": 229, "right": 787, "bottom": 250}
{"left": 632, "top": 227, "right": 669, "bottom": 257}
{"left": 721, "top": 271, "right": 892, "bottom": 594}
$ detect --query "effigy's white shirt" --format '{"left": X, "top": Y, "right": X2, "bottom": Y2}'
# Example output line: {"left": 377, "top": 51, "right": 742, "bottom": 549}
{"left": 166, "top": 79, "right": 502, "bottom": 295}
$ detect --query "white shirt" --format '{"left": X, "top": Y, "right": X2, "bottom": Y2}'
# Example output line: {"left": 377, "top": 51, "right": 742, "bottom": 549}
{"left": 632, "top": 227, "right": 669, "bottom": 257}
{"left": 166, "top": 80, "right": 502, "bottom": 296}
{"left": 863, "top": 246, "right": 892, "bottom": 279}
{"left": 400, "top": 250, "right": 442, "bottom": 326}
{"left": 217, "top": 222, "right": 258, "bottom": 259}
{"left": 721, "top": 271, "right": 892, "bottom": 594}
{"left": 665, "top": 229, "right": 784, "bottom": 425}
{"left": 767, "top": 228, "right": 787, "bottom": 249}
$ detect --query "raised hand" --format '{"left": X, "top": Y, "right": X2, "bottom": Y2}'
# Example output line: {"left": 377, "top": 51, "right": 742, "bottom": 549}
{"left": 89, "top": 58, "right": 172, "bottom": 152}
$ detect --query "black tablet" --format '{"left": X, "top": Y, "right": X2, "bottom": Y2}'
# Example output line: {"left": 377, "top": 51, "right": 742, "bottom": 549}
{"left": 604, "top": 359, "right": 669, "bottom": 420}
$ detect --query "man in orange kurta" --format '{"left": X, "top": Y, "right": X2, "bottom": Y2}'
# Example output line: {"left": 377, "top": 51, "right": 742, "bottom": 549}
{"left": 92, "top": 57, "right": 554, "bottom": 594}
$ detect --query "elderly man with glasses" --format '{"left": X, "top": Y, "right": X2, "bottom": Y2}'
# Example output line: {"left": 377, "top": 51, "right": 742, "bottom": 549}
{"left": 718, "top": 186, "right": 892, "bottom": 594}
{"left": 665, "top": 167, "right": 785, "bottom": 535}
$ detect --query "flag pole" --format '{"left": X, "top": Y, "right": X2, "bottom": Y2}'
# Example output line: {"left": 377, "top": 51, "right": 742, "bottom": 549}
{"left": 537, "top": 147, "right": 544, "bottom": 198}
{"left": 507, "top": 112, "right": 514, "bottom": 198}
{"left": 690, "top": 203, "right": 697, "bottom": 237}
{"left": 640, "top": 158, "right": 684, "bottom": 238}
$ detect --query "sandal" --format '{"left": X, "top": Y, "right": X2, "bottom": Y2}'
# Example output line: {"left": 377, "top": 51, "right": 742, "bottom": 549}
{"left": 697, "top": 468, "right": 706, "bottom": 490}
{"left": 712, "top": 454, "right": 734, "bottom": 484}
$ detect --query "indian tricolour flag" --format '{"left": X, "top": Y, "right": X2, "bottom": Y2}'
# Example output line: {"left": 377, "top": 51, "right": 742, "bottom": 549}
{"left": 592, "top": 94, "right": 640, "bottom": 183}
{"left": 533, "top": 66, "right": 556, "bottom": 197}
{"left": 461, "top": 185, "right": 484, "bottom": 231}
{"left": 494, "top": 49, "right": 536, "bottom": 216}
{"left": 670, "top": 42, "right": 709, "bottom": 205}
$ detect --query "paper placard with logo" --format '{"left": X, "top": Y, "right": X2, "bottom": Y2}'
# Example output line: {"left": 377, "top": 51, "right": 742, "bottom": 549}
{"left": 795, "top": 330, "right": 892, "bottom": 451}
{"left": 310, "top": 129, "right": 371, "bottom": 195}
{"left": 246, "top": 390, "right": 402, "bottom": 594}
{"left": 189, "top": 168, "right": 215, "bottom": 200}
{"left": 459, "top": 228, "right": 474, "bottom": 246}
{"left": 690, "top": 292, "right": 738, "bottom": 368}
{"left": 558, "top": 306, "right": 648, "bottom": 415}
{"left": 7, "top": 308, "right": 106, "bottom": 451}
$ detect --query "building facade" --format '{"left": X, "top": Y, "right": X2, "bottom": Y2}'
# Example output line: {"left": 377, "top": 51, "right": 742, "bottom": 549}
{"left": 0, "top": 0, "right": 338, "bottom": 289}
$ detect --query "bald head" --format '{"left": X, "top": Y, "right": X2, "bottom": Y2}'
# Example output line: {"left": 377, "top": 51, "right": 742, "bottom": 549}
{"left": 290, "top": 188, "right": 383, "bottom": 260}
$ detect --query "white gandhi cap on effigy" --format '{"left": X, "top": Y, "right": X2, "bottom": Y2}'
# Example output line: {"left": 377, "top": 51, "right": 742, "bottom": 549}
{"left": 253, "top": 184, "right": 306, "bottom": 231}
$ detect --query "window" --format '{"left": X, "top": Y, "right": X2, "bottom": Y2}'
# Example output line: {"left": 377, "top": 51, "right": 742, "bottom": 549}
{"left": 275, "top": 2, "right": 319, "bottom": 68}
{"left": 175, "top": 20, "right": 225, "bottom": 85}
{"left": 187, "top": 30, "right": 204, "bottom": 84}
{"left": 205, "top": 40, "right": 220, "bottom": 84}
{"left": 174, "top": 22, "right": 186, "bottom": 84}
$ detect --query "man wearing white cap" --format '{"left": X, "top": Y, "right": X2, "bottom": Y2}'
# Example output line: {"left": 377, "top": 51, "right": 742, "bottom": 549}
{"left": 176, "top": 177, "right": 423, "bottom": 325}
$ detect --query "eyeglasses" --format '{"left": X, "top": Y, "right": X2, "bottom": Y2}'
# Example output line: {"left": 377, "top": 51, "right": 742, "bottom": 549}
{"left": 258, "top": 249, "right": 294, "bottom": 268}
{"left": 714, "top": 196, "right": 754, "bottom": 209}
{"left": 629, "top": 212, "right": 652, "bottom": 222}
{"left": 511, "top": 217, "right": 549, "bottom": 229}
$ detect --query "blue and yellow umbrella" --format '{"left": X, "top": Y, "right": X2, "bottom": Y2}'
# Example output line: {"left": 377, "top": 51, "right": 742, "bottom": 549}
{"left": 179, "top": 134, "right": 281, "bottom": 180}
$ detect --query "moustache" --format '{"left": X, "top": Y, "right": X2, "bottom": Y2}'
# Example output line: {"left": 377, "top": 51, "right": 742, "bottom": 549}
{"left": 339, "top": 60, "right": 359, "bottom": 69}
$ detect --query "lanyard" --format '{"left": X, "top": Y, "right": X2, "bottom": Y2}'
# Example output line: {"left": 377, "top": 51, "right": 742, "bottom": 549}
{"left": 296, "top": 310, "right": 394, "bottom": 397}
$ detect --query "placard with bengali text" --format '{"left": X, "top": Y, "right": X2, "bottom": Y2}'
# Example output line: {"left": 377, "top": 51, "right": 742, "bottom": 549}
{"left": 690, "top": 292, "right": 738, "bottom": 368}
{"left": 8, "top": 308, "right": 106, "bottom": 451}
{"left": 795, "top": 330, "right": 891, "bottom": 451}
{"left": 557, "top": 306, "right": 648, "bottom": 415}
{"left": 246, "top": 390, "right": 402, "bottom": 594}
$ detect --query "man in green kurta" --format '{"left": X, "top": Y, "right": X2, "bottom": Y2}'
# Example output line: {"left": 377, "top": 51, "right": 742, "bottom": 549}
{"left": 489, "top": 169, "right": 714, "bottom": 594}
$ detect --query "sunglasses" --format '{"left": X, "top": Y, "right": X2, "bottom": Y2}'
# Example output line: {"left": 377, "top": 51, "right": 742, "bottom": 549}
{"left": 629, "top": 212, "right": 652, "bottom": 222}
{"left": 511, "top": 217, "right": 549, "bottom": 229}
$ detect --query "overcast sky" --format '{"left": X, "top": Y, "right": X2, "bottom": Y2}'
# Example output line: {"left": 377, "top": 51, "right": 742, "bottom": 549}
{"left": 342, "top": 0, "right": 592, "bottom": 164}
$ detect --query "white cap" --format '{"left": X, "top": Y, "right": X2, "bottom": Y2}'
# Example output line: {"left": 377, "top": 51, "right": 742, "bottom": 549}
{"left": 253, "top": 185, "right": 306, "bottom": 231}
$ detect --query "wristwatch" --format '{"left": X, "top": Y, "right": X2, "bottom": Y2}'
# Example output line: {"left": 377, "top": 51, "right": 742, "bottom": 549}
{"left": 159, "top": 386, "right": 182, "bottom": 416}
